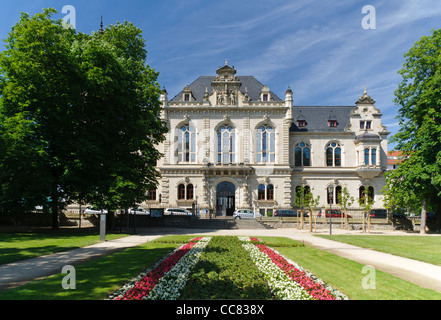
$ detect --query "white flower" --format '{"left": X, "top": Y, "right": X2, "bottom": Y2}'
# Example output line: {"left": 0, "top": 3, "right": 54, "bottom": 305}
{"left": 147, "top": 237, "right": 211, "bottom": 300}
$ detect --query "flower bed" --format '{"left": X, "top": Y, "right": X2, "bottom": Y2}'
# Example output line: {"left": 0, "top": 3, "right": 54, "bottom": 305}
{"left": 180, "top": 236, "right": 273, "bottom": 299}
{"left": 110, "top": 236, "right": 348, "bottom": 301}
{"left": 110, "top": 237, "right": 210, "bottom": 300}
{"left": 241, "top": 237, "right": 348, "bottom": 300}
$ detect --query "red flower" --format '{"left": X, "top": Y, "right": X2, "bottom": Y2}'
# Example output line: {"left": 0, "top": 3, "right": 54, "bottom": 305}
{"left": 255, "top": 244, "right": 336, "bottom": 300}
{"left": 116, "top": 241, "right": 198, "bottom": 300}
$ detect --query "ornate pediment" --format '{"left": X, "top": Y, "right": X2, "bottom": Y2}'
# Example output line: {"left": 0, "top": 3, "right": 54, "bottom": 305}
{"left": 356, "top": 87, "right": 375, "bottom": 104}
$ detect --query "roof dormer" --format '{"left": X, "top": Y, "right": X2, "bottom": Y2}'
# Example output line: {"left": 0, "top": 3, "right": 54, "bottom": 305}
{"left": 260, "top": 85, "right": 271, "bottom": 101}
{"left": 182, "top": 85, "right": 195, "bottom": 102}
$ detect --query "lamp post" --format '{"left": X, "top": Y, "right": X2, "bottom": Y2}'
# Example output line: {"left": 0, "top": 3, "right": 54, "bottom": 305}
{"left": 327, "top": 184, "right": 333, "bottom": 235}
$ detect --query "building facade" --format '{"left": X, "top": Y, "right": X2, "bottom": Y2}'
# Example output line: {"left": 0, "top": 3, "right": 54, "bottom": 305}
{"left": 153, "top": 63, "right": 389, "bottom": 215}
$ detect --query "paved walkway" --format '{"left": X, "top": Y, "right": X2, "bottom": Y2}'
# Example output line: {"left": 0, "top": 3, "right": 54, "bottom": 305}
{"left": 1, "top": 227, "right": 441, "bottom": 294}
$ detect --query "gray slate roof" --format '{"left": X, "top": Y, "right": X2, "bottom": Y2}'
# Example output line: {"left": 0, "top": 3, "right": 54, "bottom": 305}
{"left": 291, "top": 106, "right": 355, "bottom": 133}
{"left": 170, "top": 76, "right": 282, "bottom": 102}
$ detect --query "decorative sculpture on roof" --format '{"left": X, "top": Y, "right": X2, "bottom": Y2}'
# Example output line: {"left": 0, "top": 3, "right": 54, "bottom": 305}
{"left": 356, "top": 87, "right": 375, "bottom": 104}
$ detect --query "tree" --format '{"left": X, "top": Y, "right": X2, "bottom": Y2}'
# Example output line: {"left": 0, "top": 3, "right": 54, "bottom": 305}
{"left": 303, "top": 191, "right": 320, "bottom": 233}
{"left": 338, "top": 186, "right": 354, "bottom": 230}
{"left": 68, "top": 21, "right": 167, "bottom": 225}
{"left": 0, "top": 9, "right": 80, "bottom": 226}
{"left": 386, "top": 28, "right": 441, "bottom": 233}
{"left": 295, "top": 186, "right": 308, "bottom": 229}
{"left": 359, "top": 189, "right": 375, "bottom": 233}
{"left": 0, "top": 9, "right": 167, "bottom": 228}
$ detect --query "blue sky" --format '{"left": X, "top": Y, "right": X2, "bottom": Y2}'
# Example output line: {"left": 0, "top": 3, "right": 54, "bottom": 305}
{"left": 1, "top": 0, "right": 441, "bottom": 148}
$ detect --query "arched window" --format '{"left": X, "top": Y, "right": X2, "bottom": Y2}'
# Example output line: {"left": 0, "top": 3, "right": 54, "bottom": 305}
{"left": 178, "top": 184, "right": 194, "bottom": 200}
{"left": 217, "top": 126, "right": 235, "bottom": 164}
{"left": 359, "top": 186, "right": 374, "bottom": 204}
{"left": 295, "top": 142, "right": 311, "bottom": 166}
{"left": 326, "top": 185, "right": 341, "bottom": 205}
{"left": 258, "top": 184, "right": 274, "bottom": 200}
{"left": 327, "top": 186, "right": 334, "bottom": 204}
{"left": 295, "top": 185, "right": 311, "bottom": 206}
{"left": 186, "top": 184, "right": 194, "bottom": 200}
{"left": 335, "top": 186, "right": 342, "bottom": 205}
{"left": 258, "top": 184, "right": 266, "bottom": 200}
{"left": 178, "top": 125, "right": 196, "bottom": 163}
{"left": 267, "top": 184, "right": 274, "bottom": 200}
{"left": 256, "top": 125, "right": 275, "bottom": 163}
{"left": 326, "top": 142, "right": 341, "bottom": 167}
{"left": 178, "top": 184, "right": 186, "bottom": 200}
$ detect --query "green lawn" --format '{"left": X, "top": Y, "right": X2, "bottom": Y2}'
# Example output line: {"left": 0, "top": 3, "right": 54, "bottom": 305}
{"left": 0, "top": 230, "right": 129, "bottom": 265}
{"left": 0, "top": 235, "right": 192, "bottom": 300}
{"left": 275, "top": 243, "right": 441, "bottom": 300}
{"left": 316, "top": 235, "right": 441, "bottom": 265}
{"left": 0, "top": 234, "right": 440, "bottom": 300}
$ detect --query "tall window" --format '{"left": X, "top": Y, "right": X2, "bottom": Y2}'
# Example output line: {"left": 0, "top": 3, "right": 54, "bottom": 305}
{"left": 359, "top": 186, "right": 374, "bottom": 204}
{"left": 295, "top": 142, "right": 311, "bottom": 167}
{"left": 178, "top": 184, "right": 186, "bottom": 200}
{"left": 295, "top": 186, "right": 311, "bottom": 205}
{"left": 178, "top": 184, "right": 193, "bottom": 200}
{"left": 178, "top": 125, "right": 196, "bottom": 163}
{"left": 371, "top": 148, "right": 376, "bottom": 165}
{"left": 258, "top": 184, "right": 265, "bottom": 200}
{"left": 147, "top": 189, "right": 156, "bottom": 201}
{"left": 335, "top": 186, "right": 342, "bottom": 205}
{"left": 364, "top": 148, "right": 377, "bottom": 165}
{"left": 186, "top": 184, "right": 194, "bottom": 200}
{"left": 326, "top": 142, "right": 341, "bottom": 167}
{"left": 258, "top": 184, "right": 274, "bottom": 200}
{"left": 364, "top": 148, "right": 370, "bottom": 165}
{"left": 267, "top": 184, "right": 274, "bottom": 200}
{"left": 256, "top": 125, "right": 275, "bottom": 163}
{"left": 360, "top": 121, "right": 372, "bottom": 129}
{"left": 217, "top": 126, "right": 235, "bottom": 164}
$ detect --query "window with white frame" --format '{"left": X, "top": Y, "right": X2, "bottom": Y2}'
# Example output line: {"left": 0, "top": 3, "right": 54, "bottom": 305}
{"left": 178, "top": 125, "right": 196, "bottom": 163}
{"left": 217, "top": 125, "right": 235, "bottom": 164}
{"left": 364, "top": 148, "right": 377, "bottom": 165}
{"left": 256, "top": 125, "right": 275, "bottom": 163}
{"left": 326, "top": 142, "right": 341, "bottom": 167}
{"left": 258, "top": 184, "right": 274, "bottom": 200}
{"left": 295, "top": 142, "right": 311, "bottom": 167}
{"left": 178, "top": 183, "right": 194, "bottom": 200}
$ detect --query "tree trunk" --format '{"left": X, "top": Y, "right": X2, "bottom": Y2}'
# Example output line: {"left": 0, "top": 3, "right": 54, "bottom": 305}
{"left": 51, "top": 196, "right": 59, "bottom": 229}
{"left": 309, "top": 209, "right": 312, "bottom": 232}
{"left": 420, "top": 198, "right": 427, "bottom": 234}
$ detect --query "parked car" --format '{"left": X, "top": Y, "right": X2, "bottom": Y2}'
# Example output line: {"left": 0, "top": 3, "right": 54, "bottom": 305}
{"left": 274, "top": 209, "right": 308, "bottom": 217}
{"left": 370, "top": 209, "right": 387, "bottom": 219}
{"left": 83, "top": 207, "right": 108, "bottom": 214}
{"left": 233, "top": 209, "right": 255, "bottom": 219}
{"left": 317, "top": 209, "right": 351, "bottom": 218}
{"left": 128, "top": 207, "right": 150, "bottom": 215}
{"left": 392, "top": 211, "right": 407, "bottom": 219}
{"left": 164, "top": 208, "right": 192, "bottom": 216}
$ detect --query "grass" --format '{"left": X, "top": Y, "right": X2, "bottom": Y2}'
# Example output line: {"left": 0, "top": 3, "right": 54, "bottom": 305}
{"left": 274, "top": 242, "right": 441, "bottom": 300}
{"left": 1, "top": 234, "right": 440, "bottom": 300}
{"left": 0, "top": 235, "right": 194, "bottom": 300}
{"left": 0, "top": 229, "right": 130, "bottom": 265}
{"left": 316, "top": 235, "right": 441, "bottom": 265}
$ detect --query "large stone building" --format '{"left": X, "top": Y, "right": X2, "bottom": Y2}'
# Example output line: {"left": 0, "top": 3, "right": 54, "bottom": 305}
{"left": 153, "top": 62, "right": 389, "bottom": 216}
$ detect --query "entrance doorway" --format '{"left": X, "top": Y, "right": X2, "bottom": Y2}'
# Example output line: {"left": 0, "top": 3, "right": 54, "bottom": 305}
{"left": 216, "top": 181, "right": 235, "bottom": 216}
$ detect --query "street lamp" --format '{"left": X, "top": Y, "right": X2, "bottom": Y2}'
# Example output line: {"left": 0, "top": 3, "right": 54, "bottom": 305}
{"left": 327, "top": 184, "right": 333, "bottom": 235}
